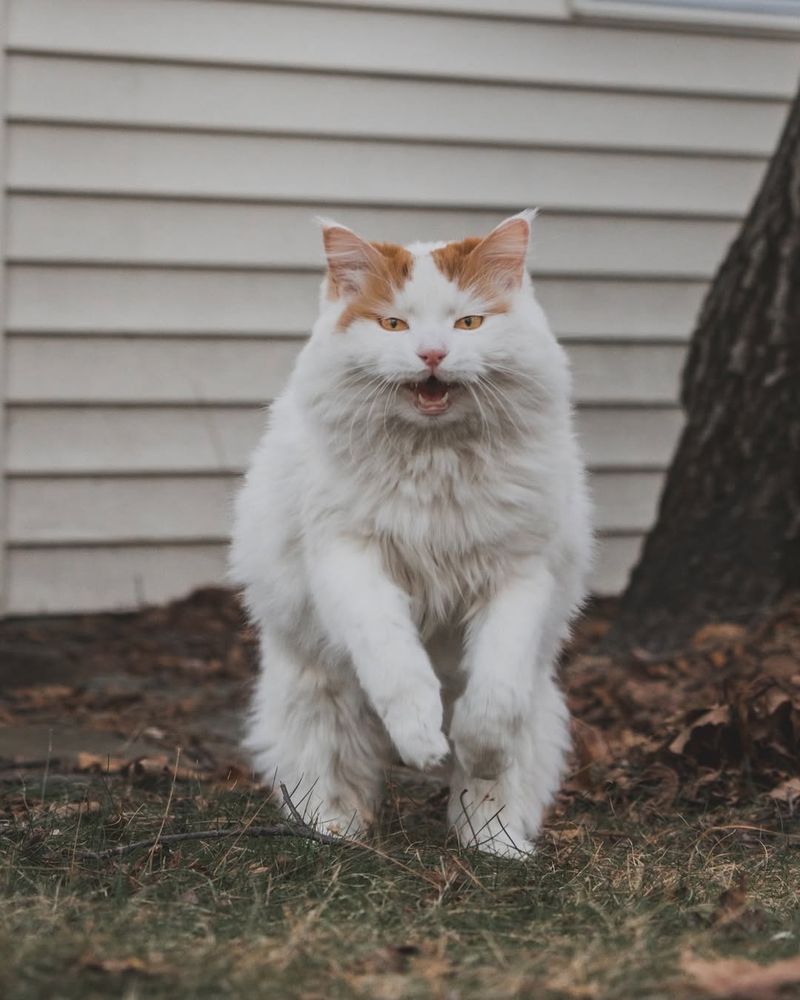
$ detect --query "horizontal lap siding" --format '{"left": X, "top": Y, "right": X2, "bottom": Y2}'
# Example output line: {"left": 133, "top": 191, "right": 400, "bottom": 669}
{"left": 6, "top": 545, "right": 231, "bottom": 615}
{"left": 8, "top": 0, "right": 800, "bottom": 97}
{"left": 3, "top": 0, "right": 797, "bottom": 613}
{"left": 6, "top": 125, "right": 768, "bottom": 215}
{"left": 7, "top": 56, "right": 789, "bottom": 157}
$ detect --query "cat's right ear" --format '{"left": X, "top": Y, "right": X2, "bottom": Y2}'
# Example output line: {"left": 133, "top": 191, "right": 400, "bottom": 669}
{"left": 317, "top": 218, "right": 380, "bottom": 297}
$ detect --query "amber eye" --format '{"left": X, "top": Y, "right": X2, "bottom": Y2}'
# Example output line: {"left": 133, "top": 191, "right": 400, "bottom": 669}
{"left": 379, "top": 317, "right": 409, "bottom": 332}
{"left": 454, "top": 315, "right": 484, "bottom": 330}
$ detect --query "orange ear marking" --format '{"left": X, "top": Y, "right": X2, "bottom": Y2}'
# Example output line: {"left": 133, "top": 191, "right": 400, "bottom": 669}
{"left": 320, "top": 222, "right": 414, "bottom": 331}
{"left": 431, "top": 237, "right": 483, "bottom": 285}
{"left": 432, "top": 212, "right": 533, "bottom": 308}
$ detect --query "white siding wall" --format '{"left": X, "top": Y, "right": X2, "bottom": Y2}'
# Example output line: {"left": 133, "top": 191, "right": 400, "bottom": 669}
{"left": 0, "top": 0, "right": 797, "bottom": 614}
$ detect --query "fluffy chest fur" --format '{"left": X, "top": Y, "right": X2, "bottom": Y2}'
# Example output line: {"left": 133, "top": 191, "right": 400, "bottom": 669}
{"left": 308, "top": 421, "right": 558, "bottom": 630}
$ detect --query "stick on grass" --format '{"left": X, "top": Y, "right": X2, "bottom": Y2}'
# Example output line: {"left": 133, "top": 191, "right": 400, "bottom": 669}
{"left": 76, "top": 783, "right": 351, "bottom": 860}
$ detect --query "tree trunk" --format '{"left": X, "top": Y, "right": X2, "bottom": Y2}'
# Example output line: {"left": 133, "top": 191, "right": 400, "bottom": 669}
{"left": 606, "top": 84, "right": 800, "bottom": 655}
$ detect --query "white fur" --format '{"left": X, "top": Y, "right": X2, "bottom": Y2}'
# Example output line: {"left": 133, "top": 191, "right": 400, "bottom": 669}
{"left": 230, "top": 213, "right": 592, "bottom": 858}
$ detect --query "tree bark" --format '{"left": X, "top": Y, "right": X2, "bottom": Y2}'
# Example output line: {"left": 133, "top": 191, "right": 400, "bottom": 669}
{"left": 606, "top": 84, "right": 800, "bottom": 655}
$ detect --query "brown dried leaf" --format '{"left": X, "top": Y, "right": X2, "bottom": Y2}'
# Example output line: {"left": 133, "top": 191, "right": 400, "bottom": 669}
{"left": 712, "top": 875, "right": 747, "bottom": 927}
{"left": 80, "top": 953, "right": 163, "bottom": 975}
{"left": 692, "top": 623, "right": 748, "bottom": 649}
{"left": 548, "top": 825, "right": 585, "bottom": 845}
{"left": 130, "top": 755, "right": 202, "bottom": 782}
{"left": 74, "top": 752, "right": 127, "bottom": 774}
{"left": 768, "top": 777, "right": 800, "bottom": 804}
{"left": 10, "top": 684, "right": 76, "bottom": 708}
{"left": 756, "top": 686, "right": 792, "bottom": 717}
{"left": 571, "top": 720, "right": 611, "bottom": 791}
{"left": 49, "top": 800, "right": 101, "bottom": 819}
{"left": 669, "top": 705, "right": 731, "bottom": 756}
{"left": 682, "top": 952, "right": 800, "bottom": 999}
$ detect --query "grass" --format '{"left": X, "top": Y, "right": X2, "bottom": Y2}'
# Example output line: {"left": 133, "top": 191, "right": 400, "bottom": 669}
{"left": 2, "top": 769, "right": 800, "bottom": 1000}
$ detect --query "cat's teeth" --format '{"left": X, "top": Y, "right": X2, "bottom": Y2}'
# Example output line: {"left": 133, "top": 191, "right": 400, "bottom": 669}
{"left": 416, "top": 391, "right": 448, "bottom": 404}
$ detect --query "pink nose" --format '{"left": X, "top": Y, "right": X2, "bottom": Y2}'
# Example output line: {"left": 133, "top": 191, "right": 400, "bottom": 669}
{"left": 418, "top": 349, "right": 448, "bottom": 370}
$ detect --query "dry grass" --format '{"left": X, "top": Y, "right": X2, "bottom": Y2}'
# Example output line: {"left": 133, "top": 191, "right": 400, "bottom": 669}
{"left": 4, "top": 590, "right": 800, "bottom": 997}
{"left": 2, "top": 767, "right": 800, "bottom": 1000}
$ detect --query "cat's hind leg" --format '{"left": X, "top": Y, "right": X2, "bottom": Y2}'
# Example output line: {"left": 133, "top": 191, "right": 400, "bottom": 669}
{"left": 244, "top": 630, "right": 390, "bottom": 837}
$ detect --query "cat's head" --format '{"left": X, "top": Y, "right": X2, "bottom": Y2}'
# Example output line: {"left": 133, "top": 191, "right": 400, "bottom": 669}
{"left": 305, "top": 211, "right": 566, "bottom": 432}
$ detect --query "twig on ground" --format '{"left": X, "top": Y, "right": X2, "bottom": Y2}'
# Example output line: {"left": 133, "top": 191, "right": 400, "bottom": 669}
{"left": 698, "top": 824, "right": 800, "bottom": 844}
{"left": 75, "top": 783, "right": 352, "bottom": 861}
{"left": 74, "top": 820, "right": 346, "bottom": 861}
{"left": 280, "top": 782, "right": 310, "bottom": 827}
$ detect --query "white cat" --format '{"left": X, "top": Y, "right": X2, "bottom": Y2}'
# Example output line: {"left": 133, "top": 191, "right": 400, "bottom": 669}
{"left": 230, "top": 211, "right": 592, "bottom": 858}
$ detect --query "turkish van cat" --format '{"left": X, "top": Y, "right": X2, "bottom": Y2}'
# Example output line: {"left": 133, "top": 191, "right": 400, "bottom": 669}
{"left": 230, "top": 212, "right": 592, "bottom": 858}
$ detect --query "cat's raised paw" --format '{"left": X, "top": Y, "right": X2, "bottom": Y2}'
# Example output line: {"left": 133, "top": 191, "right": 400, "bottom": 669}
{"left": 380, "top": 686, "right": 449, "bottom": 771}
{"left": 387, "top": 714, "right": 450, "bottom": 772}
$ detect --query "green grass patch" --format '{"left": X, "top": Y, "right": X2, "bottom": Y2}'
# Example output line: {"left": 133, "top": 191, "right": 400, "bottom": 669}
{"left": 2, "top": 772, "right": 800, "bottom": 999}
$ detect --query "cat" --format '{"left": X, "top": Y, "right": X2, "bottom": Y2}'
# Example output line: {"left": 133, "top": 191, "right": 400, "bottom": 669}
{"left": 230, "top": 211, "right": 592, "bottom": 858}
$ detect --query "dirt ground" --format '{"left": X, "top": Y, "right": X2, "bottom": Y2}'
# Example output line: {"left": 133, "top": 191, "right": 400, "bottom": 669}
{"left": 0, "top": 588, "right": 251, "bottom": 778}
{"left": 2, "top": 588, "right": 800, "bottom": 998}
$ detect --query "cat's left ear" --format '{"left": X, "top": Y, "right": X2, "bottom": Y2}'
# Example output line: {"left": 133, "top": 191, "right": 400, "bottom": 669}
{"left": 316, "top": 217, "right": 382, "bottom": 297}
{"left": 473, "top": 209, "right": 536, "bottom": 292}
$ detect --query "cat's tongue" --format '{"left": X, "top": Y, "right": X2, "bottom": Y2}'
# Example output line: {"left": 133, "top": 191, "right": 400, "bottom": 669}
{"left": 418, "top": 376, "right": 448, "bottom": 401}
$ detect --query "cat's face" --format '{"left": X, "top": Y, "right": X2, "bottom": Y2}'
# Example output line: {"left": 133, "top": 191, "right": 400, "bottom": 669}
{"left": 309, "top": 211, "right": 561, "bottom": 430}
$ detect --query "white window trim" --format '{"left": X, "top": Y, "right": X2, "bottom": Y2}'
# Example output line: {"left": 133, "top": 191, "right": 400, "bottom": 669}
{"left": 571, "top": 0, "right": 800, "bottom": 36}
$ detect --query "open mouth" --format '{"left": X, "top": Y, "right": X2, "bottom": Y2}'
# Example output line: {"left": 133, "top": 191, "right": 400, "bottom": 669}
{"left": 408, "top": 375, "right": 455, "bottom": 415}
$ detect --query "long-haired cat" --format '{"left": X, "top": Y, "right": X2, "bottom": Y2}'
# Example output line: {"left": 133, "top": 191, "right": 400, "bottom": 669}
{"left": 230, "top": 211, "right": 592, "bottom": 858}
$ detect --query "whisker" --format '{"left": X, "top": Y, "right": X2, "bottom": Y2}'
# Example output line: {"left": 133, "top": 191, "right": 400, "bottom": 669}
{"left": 474, "top": 375, "right": 523, "bottom": 432}
{"left": 344, "top": 376, "right": 391, "bottom": 459}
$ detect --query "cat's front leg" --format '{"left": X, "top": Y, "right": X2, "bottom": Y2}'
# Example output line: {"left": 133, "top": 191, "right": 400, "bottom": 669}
{"left": 449, "top": 558, "right": 569, "bottom": 854}
{"left": 451, "top": 559, "right": 555, "bottom": 778}
{"left": 308, "top": 535, "right": 449, "bottom": 771}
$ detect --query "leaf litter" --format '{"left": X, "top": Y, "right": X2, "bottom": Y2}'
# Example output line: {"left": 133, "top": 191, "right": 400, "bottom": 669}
{"left": 563, "top": 592, "right": 800, "bottom": 810}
